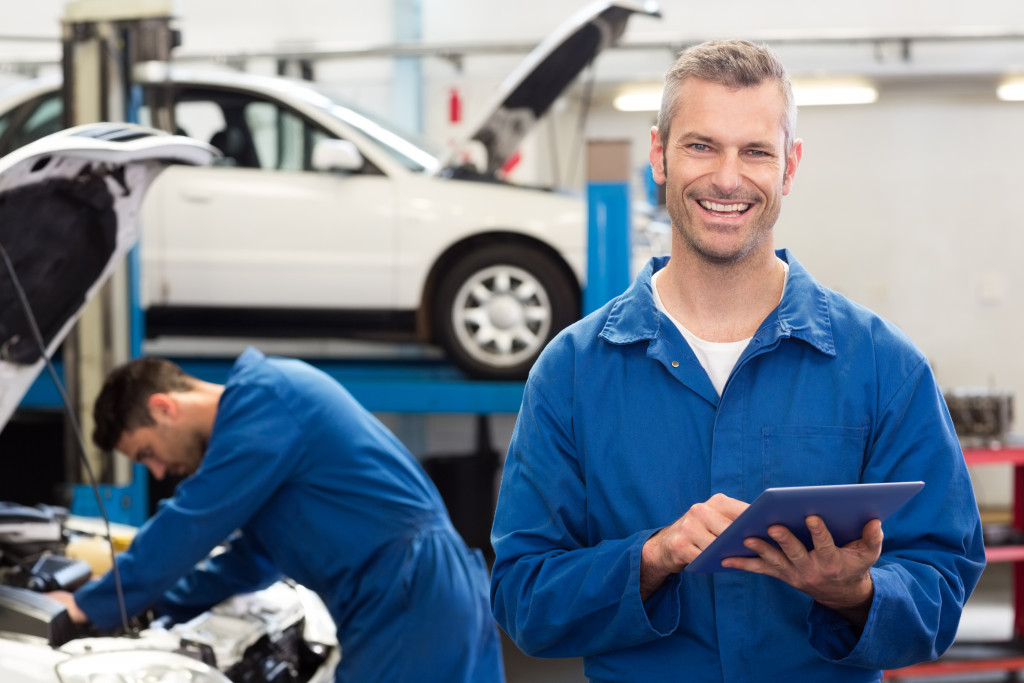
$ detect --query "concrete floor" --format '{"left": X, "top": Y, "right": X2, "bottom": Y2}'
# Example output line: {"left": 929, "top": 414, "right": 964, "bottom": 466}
{"left": 502, "top": 635, "right": 586, "bottom": 683}
{"left": 499, "top": 562, "right": 1017, "bottom": 683}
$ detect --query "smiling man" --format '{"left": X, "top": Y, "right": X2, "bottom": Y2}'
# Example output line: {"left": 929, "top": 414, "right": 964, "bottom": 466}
{"left": 490, "top": 39, "right": 985, "bottom": 682}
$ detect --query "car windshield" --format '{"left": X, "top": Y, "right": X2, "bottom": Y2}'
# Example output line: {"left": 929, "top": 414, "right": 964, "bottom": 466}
{"left": 303, "top": 82, "right": 442, "bottom": 173}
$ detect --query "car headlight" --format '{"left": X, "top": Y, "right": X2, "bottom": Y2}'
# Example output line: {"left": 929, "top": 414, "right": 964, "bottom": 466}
{"left": 56, "top": 651, "right": 231, "bottom": 683}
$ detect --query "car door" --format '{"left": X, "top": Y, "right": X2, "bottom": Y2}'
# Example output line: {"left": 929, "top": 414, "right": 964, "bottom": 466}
{"left": 141, "top": 86, "right": 397, "bottom": 314}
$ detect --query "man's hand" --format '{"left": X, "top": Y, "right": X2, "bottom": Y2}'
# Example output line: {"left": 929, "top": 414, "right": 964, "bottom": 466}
{"left": 46, "top": 590, "right": 89, "bottom": 624}
{"left": 722, "top": 516, "right": 883, "bottom": 628}
{"left": 640, "top": 493, "right": 749, "bottom": 601}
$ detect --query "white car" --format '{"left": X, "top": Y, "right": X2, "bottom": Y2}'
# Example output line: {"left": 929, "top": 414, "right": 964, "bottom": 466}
{"left": 0, "top": 0, "right": 659, "bottom": 379}
{"left": 0, "top": 123, "right": 339, "bottom": 682}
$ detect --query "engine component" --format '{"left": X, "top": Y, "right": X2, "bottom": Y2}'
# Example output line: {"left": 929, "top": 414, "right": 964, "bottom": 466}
{"left": 0, "top": 585, "right": 77, "bottom": 646}
{"left": 0, "top": 502, "right": 64, "bottom": 552}
{"left": 944, "top": 389, "right": 1014, "bottom": 444}
{"left": 0, "top": 505, "right": 337, "bottom": 681}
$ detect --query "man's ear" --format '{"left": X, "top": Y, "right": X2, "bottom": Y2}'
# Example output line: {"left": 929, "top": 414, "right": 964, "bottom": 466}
{"left": 147, "top": 393, "right": 177, "bottom": 421}
{"left": 649, "top": 126, "right": 666, "bottom": 185}
{"left": 782, "top": 138, "right": 803, "bottom": 196}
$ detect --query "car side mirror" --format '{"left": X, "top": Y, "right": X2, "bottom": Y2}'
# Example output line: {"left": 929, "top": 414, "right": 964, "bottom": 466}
{"left": 312, "top": 139, "right": 363, "bottom": 172}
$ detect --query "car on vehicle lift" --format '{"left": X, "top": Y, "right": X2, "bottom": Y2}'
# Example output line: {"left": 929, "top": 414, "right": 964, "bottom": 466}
{"left": 0, "top": 122, "right": 339, "bottom": 683}
{"left": 0, "top": 0, "right": 661, "bottom": 380}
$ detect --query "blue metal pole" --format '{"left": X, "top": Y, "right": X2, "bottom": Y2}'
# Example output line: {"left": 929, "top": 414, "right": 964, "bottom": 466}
{"left": 584, "top": 180, "right": 632, "bottom": 315}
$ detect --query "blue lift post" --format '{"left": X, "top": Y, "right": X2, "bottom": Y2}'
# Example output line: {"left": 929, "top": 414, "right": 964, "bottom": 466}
{"left": 584, "top": 179, "right": 632, "bottom": 315}
{"left": 583, "top": 138, "right": 634, "bottom": 315}
{"left": 20, "top": 156, "right": 635, "bottom": 527}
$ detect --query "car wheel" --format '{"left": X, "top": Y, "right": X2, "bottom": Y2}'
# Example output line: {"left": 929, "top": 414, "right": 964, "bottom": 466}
{"left": 434, "top": 244, "right": 579, "bottom": 380}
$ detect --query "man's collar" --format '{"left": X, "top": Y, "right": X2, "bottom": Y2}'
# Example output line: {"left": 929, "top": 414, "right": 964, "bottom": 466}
{"left": 600, "top": 250, "right": 836, "bottom": 357}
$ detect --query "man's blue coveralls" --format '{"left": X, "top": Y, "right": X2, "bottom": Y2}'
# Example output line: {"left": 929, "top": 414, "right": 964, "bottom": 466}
{"left": 76, "top": 347, "right": 504, "bottom": 683}
{"left": 491, "top": 251, "right": 986, "bottom": 682}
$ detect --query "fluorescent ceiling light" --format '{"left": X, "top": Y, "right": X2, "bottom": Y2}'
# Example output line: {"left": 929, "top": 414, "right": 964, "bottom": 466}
{"left": 792, "top": 78, "right": 878, "bottom": 106}
{"left": 997, "top": 76, "right": 1024, "bottom": 101}
{"left": 613, "top": 89, "right": 662, "bottom": 112}
{"left": 615, "top": 78, "right": 879, "bottom": 112}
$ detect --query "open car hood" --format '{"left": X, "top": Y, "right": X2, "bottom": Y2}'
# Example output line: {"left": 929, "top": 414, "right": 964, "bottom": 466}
{"left": 436, "top": 0, "right": 661, "bottom": 175}
{"left": 0, "top": 123, "right": 217, "bottom": 428}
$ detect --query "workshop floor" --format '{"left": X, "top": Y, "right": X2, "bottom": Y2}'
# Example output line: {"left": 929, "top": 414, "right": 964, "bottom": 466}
{"left": 500, "top": 561, "right": 1015, "bottom": 683}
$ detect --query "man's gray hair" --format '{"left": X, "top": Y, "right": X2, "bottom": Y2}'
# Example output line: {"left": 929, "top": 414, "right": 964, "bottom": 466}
{"left": 656, "top": 39, "right": 797, "bottom": 152}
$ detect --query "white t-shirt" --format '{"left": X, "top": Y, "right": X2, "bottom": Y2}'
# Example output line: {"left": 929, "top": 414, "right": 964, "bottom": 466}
{"left": 651, "top": 260, "right": 789, "bottom": 396}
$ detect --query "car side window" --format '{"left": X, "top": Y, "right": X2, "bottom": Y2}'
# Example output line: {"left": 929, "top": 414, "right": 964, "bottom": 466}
{"left": 162, "top": 89, "right": 351, "bottom": 173}
{"left": 244, "top": 100, "right": 329, "bottom": 172}
{"left": 166, "top": 100, "right": 225, "bottom": 148}
{"left": 0, "top": 93, "right": 64, "bottom": 157}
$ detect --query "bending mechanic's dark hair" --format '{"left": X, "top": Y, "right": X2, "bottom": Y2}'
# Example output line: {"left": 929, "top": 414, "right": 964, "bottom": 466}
{"left": 92, "top": 357, "right": 195, "bottom": 451}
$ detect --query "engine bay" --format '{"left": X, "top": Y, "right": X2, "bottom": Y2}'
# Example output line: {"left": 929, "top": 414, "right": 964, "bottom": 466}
{"left": 0, "top": 502, "right": 337, "bottom": 682}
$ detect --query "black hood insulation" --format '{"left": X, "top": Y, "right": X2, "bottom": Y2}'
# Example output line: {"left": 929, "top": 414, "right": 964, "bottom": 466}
{"left": 0, "top": 166, "right": 118, "bottom": 365}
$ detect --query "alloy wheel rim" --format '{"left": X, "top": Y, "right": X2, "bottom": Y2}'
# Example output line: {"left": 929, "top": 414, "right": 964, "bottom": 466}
{"left": 450, "top": 264, "right": 553, "bottom": 368}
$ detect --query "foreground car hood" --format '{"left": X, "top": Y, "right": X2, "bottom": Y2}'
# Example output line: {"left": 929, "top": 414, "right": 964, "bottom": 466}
{"left": 0, "top": 575, "right": 338, "bottom": 683}
{"left": 0, "top": 123, "right": 217, "bottom": 428}
{"left": 436, "top": 0, "right": 661, "bottom": 175}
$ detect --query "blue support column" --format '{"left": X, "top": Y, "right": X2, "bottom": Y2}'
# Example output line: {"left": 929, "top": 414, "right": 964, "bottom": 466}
{"left": 71, "top": 478, "right": 149, "bottom": 526}
{"left": 584, "top": 180, "right": 632, "bottom": 315}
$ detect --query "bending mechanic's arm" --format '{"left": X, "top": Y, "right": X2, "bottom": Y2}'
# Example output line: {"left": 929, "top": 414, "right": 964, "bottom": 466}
{"left": 49, "top": 531, "right": 281, "bottom": 627}
{"left": 154, "top": 531, "right": 282, "bottom": 623}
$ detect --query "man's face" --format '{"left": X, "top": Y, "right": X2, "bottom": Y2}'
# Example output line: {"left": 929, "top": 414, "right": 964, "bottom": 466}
{"left": 650, "top": 77, "right": 802, "bottom": 265}
{"left": 116, "top": 396, "right": 206, "bottom": 480}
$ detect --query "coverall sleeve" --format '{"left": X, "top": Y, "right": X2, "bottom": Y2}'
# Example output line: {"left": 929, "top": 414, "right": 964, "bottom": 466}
{"left": 75, "top": 386, "right": 302, "bottom": 630}
{"left": 153, "top": 531, "right": 282, "bottom": 623}
{"left": 491, "top": 370, "right": 681, "bottom": 657}
{"left": 807, "top": 359, "right": 987, "bottom": 669}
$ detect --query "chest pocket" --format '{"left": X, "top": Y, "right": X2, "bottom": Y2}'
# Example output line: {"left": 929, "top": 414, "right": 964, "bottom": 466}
{"left": 762, "top": 425, "right": 868, "bottom": 488}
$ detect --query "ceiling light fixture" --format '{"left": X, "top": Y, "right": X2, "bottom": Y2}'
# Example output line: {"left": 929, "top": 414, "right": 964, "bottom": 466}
{"left": 997, "top": 76, "right": 1024, "bottom": 101}
{"left": 613, "top": 78, "right": 879, "bottom": 112}
{"left": 792, "top": 78, "right": 878, "bottom": 106}
{"left": 613, "top": 88, "right": 662, "bottom": 112}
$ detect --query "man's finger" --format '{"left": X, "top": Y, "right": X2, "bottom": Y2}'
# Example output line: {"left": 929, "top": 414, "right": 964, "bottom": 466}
{"left": 861, "top": 518, "right": 884, "bottom": 550}
{"left": 805, "top": 515, "right": 837, "bottom": 552}
{"left": 767, "top": 524, "right": 811, "bottom": 563}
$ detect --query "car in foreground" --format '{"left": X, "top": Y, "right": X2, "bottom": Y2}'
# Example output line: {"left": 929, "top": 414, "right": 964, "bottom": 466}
{"left": 0, "top": 122, "right": 338, "bottom": 682}
{"left": 0, "top": 0, "right": 660, "bottom": 379}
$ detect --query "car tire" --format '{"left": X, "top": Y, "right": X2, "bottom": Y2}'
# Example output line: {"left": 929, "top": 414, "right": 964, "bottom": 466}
{"left": 434, "top": 243, "right": 579, "bottom": 380}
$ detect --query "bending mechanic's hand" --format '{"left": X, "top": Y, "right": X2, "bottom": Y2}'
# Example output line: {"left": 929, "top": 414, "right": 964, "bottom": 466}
{"left": 640, "top": 493, "right": 749, "bottom": 601}
{"left": 46, "top": 590, "right": 89, "bottom": 624}
{"left": 722, "top": 516, "right": 883, "bottom": 628}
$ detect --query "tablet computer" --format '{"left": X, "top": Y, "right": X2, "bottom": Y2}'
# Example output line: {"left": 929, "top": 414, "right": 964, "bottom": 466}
{"left": 684, "top": 481, "right": 925, "bottom": 574}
